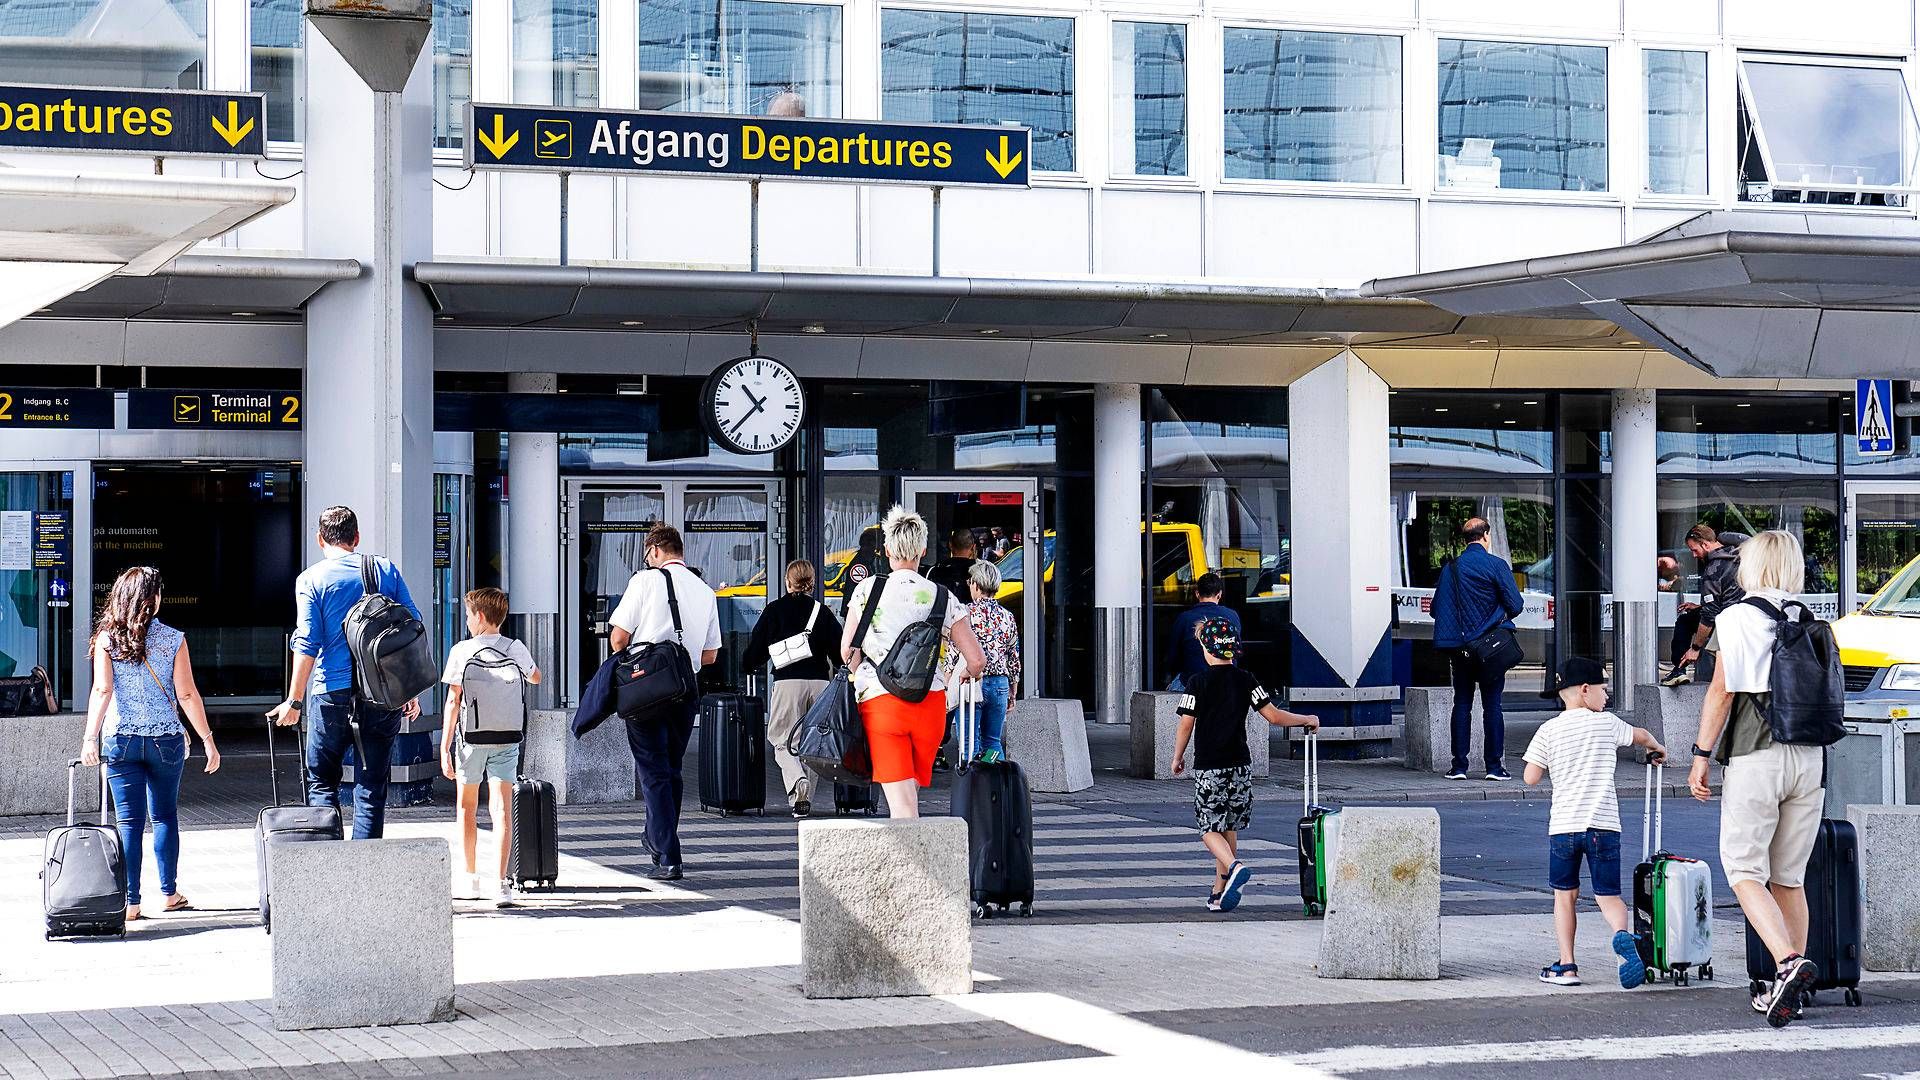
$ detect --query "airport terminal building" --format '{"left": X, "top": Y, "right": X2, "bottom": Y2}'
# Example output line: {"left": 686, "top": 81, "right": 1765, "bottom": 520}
{"left": 4, "top": 0, "right": 1919, "bottom": 765}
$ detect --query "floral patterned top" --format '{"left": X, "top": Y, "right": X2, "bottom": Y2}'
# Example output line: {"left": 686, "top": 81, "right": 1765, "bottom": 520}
{"left": 964, "top": 598, "right": 1021, "bottom": 681}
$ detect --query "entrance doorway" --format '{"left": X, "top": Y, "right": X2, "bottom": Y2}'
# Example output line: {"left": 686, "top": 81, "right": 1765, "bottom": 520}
{"left": 898, "top": 479, "right": 1041, "bottom": 688}
{"left": 562, "top": 478, "right": 782, "bottom": 704}
{"left": 1845, "top": 482, "right": 1920, "bottom": 613}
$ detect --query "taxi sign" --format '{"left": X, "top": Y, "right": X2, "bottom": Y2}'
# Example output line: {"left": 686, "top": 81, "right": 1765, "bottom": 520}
{"left": 465, "top": 103, "right": 1031, "bottom": 187}
{"left": 0, "top": 84, "right": 266, "bottom": 159}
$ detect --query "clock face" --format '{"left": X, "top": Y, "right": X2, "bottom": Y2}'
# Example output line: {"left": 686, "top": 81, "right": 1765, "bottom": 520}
{"left": 702, "top": 356, "right": 805, "bottom": 455}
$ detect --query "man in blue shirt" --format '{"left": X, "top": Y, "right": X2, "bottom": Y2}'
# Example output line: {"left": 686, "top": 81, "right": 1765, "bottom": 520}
{"left": 267, "top": 505, "right": 423, "bottom": 839}
{"left": 1165, "top": 573, "right": 1243, "bottom": 691}
{"left": 1430, "top": 517, "right": 1526, "bottom": 782}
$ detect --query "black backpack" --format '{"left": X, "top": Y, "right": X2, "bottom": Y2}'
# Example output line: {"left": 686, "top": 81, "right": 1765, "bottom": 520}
{"left": 855, "top": 575, "right": 950, "bottom": 704}
{"left": 1742, "top": 597, "right": 1847, "bottom": 747}
{"left": 342, "top": 555, "right": 438, "bottom": 711}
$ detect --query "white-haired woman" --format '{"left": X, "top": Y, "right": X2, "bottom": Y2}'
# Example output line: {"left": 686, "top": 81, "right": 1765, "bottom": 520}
{"left": 1690, "top": 529, "right": 1826, "bottom": 1027}
{"left": 842, "top": 506, "right": 985, "bottom": 818}
{"left": 955, "top": 558, "right": 1019, "bottom": 764}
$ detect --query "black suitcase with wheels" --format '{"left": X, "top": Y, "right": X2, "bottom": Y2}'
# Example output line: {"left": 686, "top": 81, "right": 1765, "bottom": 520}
{"left": 507, "top": 775, "right": 559, "bottom": 890}
{"left": 699, "top": 692, "right": 766, "bottom": 815}
{"left": 43, "top": 759, "right": 126, "bottom": 939}
{"left": 256, "top": 717, "right": 343, "bottom": 932}
{"left": 1744, "top": 818, "right": 1864, "bottom": 1006}
{"left": 950, "top": 685, "right": 1034, "bottom": 918}
{"left": 834, "top": 782, "right": 879, "bottom": 815}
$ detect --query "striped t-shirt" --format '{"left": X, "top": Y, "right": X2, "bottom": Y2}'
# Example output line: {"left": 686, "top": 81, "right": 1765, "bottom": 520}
{"left": 1522, "top": 708, "right": 1636, "bottom": 835}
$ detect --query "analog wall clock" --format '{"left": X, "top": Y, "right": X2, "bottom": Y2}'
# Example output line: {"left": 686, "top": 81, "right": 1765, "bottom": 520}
{"left": 700, "top": 355, "right": 806, "bottom": 454}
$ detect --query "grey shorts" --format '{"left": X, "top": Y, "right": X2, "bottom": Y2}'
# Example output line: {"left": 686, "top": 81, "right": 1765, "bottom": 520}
{"left": 1194, "top": 766, "right": 1253, "bottom": 834}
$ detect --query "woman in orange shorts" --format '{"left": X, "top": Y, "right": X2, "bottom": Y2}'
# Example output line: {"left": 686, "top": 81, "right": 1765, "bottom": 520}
{"left": 842, "top": 506, "right": 984, "bottom": 818}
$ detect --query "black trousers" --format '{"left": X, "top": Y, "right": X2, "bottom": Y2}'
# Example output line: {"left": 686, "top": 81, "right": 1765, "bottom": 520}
{"left": 1669, "top": 610, "right": 1702, "bottom": 667}
{"left": 625, "top": 696, "right": 699, "bottom": 867}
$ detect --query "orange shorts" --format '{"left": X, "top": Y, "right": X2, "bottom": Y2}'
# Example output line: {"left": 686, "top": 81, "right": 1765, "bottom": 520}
{"left": 859, "top": 691, "right": 948, "bottom": 786}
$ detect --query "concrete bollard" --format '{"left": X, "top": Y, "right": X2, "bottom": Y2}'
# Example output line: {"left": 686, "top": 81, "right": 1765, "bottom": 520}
{"left": 0, "top": 715, "right": 101, "bottom": 817}
{"left": 1846, "top": 805, "right": 1920, "bottom": 972}
{"left": 1129, "top": 690, "right": 1270, "bottom": 780}
{"left": 1318, "top": 807, "right": 1441, "bottom": 980}
{"left": 268, "top": 839, "right": 456, "bottom": 1029}
{"left": 1004, "top": 698, "right": 1093, "bottom": 793}
{"left": 1401, "top": 688, "right": 1454, "bottom": 775}
{"left": 799, "top": 818, "right": 971, "bottom": 999}
{"left": 520, "top": 709, "right": 634, "bottom": 804}
{"left": 1634, "top": 684, "right": 1708, "bottom": 761}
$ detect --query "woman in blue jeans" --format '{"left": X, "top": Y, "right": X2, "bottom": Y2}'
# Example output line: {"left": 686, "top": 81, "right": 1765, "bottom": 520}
{"left": 958, "top": 560, "right": 1021, "bottom": 762}
{"left": 79, "top": 567, "right": 220, "bottom": 922}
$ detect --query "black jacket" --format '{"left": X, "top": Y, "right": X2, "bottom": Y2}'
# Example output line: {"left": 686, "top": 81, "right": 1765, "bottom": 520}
{"left": 926, "top": 557, "right": 977, "bottom": 603}
{"left": 742, "top": 592, "right": 845, "bottom": 682}
{"left": 1697, "top": 531, "right": 1751, "bottom": 628}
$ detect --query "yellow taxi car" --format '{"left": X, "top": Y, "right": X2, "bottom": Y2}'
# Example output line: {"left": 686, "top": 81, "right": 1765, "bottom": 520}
{"left": 1832, "top": 554, "right": 1920, "bottom": 708}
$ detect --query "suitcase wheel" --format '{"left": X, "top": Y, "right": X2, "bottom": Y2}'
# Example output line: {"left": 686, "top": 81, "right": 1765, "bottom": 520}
{"left": 1700, "top": 964, "right": 1713, "bottom": 981}
{"left": 1020, "top": 902, "right": 1033, "bottom": 918}
{"left": 972, "top": 903, "right": 991, "bottom": 920}
{"left": 1846, "top": 988, "right": 1863, "bottom": 1007}
{"left": 1750, "top": 979, "right": 1765, "bottom": 997}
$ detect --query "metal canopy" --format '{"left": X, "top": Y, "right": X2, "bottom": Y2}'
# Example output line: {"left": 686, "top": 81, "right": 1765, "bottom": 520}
{"left": 1363, "top": 210, "right": 1920, "bottom": 378}
{"left": 35, "top": 254, "right": 362, "bottom": 321}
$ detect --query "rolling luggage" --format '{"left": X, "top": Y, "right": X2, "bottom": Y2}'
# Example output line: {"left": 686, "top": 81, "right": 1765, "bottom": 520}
{"left": 1298, "top": 731, "right": 1340, "bottom": 918}
{"left": 1632, "top": 759, "right": 1715, "bottom": 984}
{"left": 699, "top": 692, "right": 766, "bottom": 815}
{"left": 507, "top": 773, "right": 560, "bottom": 890}
{"left": 951, "top": 683, "right": 1034, "bottom": 918}
{"left": 1744, "top": 818, "right": 1863, "bottom": 1006}
{"left": 256, "top": 716, "right": 343, "bottom": 932}
{"left": 42, "top": 759, "right": 126, "bottom": 939}
{"left": 834, "top": 782, "right": 879, "bottom": 815}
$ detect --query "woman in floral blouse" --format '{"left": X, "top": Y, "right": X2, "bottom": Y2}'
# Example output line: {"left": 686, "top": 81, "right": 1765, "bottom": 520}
{"left": 959, "top": 559, "right": 1021, "bottom": 763}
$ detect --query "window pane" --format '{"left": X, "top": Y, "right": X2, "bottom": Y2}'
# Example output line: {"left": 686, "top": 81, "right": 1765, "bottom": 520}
{"left": 1742, "top": 60, "right": 1918, "bottom": 190}
{"left": 1389, "top": 392, "right": 1552, "bottom": 474}
{"left": 434, "top": 0, "right": 472, "bottom": 149}
{"left": 1657, "top": 478, "right": 1840, "bottom": 617}
{"left": 639, "top": 0, "right": 841, "bottom": 116}
{"left": 251, "top": 0, "right": 302, "bottom": 142}
{"left": 514, "top": 0, "right": 599, "bottom": 107}
{"left": 1223, "top": 28, "right": 1402, "bottom": 184}
{"left": 1437, "top": 39, "right": 1608, "bottom": 192}
{"left": 0, "top": 0, "right": 205, "bottom": 89}
{"left": 1646, "top": 49, "right": 1707, "bottom": 196}
{"left": 881, "top": 9, "right": 1075, "bottom": 173}
{"left": 1111, "top": 21, "right": 1186, "bottom": 177}
{"left": 1656, "top": 394, "right": 1836, "bottom": 475}
{"left": 1150, "top": 387, "right": 1288, "bottom": 476}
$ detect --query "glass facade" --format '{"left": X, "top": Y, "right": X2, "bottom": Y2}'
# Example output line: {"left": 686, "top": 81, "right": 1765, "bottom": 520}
{"left": 881, "top": 9, "right": 1076, "bottom": 172}
{"left": 251, "top": 0, "right": 302, "bottom": 142}
{"left": 639, "top": 0, "right": 842, "bottom": 116}
{"left": 1222, "top": 28, "right": 1402, "bottom": 184}
{"left": 514, "top": 0, "right": 599, "bottom": 107}
{"left": 0, "top": 472, "right": 74, "bottom": 708}
{"left": 0, "top": 0, "right": 205, "bottom": 89}
{"left": 1110, "top": 21, "right": 1186, "bottom": 177}
{"left": 1646, "top": 49, "right": 1707, "bottom": 196}
{"left": 434, "top": 0, "right": 473, "bottom": 149}
{"left": 1437, "top": 39, "right": 1608, "bottom": 192}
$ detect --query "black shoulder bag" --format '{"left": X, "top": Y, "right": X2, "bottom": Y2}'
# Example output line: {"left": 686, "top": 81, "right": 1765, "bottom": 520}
{"left": 613, "top": 567, "right": 700, "bottom": 721}
{"left": 1455, "top": 563, "right": 1524, "bottom": 672}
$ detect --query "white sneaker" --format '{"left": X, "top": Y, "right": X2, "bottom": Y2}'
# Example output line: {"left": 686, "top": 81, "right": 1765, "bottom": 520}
{"left": 457, "top": 874, "right": 480, "bottom": 900}
{"left": 493, "top": 879, "right": 515, "bottom": 908}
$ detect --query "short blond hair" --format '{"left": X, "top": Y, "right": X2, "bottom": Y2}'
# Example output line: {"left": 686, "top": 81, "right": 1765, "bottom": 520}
{"left": 784, "top": 559, "right": 816, "bottom": 594}
{"left": 1736, "top": 530, "right": 1805, "bottom": 595}
{"left": 881, "top": 505, "right": 928, "bottom": 562}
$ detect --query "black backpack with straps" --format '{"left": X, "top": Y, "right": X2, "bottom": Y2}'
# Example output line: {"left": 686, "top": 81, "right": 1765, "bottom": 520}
{"left": 1741, "top": 596, "right": 1847, "bottom": 747}
{"left": 342, "top": 555, "right": 438, "bottom": 711}
{"left": 857, "top": 575, "right": 950, "bottom": 704}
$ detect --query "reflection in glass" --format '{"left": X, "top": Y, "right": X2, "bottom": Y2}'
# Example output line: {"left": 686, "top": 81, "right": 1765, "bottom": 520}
{"left": 434, "top": 0, "right": 472, "bottom": 148}
{"left": 430, "top": 472, "right": 471, "bottom": 714}
{"left": 639, "top": 0, "right": 841, "bottom": 116}
{"left": 1739, "top": 59, "right": 1920, "bottom": 202}
{"left": 1646, "top": 49, "right": 1707, "bottom": 196}
{"left": 1657, "top": 478, "right": 1840, "bottom": 617}
{"left": 557, "top": 434, "right": 772, "bottom": 472}
{"left": 0, "top": 0, "right": 205, "bottom": 88}
{"left": 251, "top": 0, "right": 301, "bottom": 142}
{"left": 1150, "top": 388, "right": 1288, "bottom": 476}
{"left": 514, "top": 0, "right": 598, "bottom": 107}
{"left": 1656, "top": 394, "right": 1836, "bottom": 475}
{"left": 1394, "top": 481, "right": 1555, "bottom": 691}
{"left": 1389, "top": 393, "right": 1552, "bottom": 474}
{"left": 882, "top": 9, "right": 1076, "bottom": 172}
{"left": 1149, "top": 479, "right": 1290, "bottom": 693}
{"left": 1111, "top": 21, "right": 1186, "bottom": 177}
{"left": 1223, "top": 28, "right": 1402, "bottom": 184}
{"left": 0, "top": 472, "right": 73, "bottom": 706}
{"left": 1851, "top": 492, "right": 1920, "bottom": 609}
{"left": 1437, "top": 39, "right": 1607, "bottom": 192}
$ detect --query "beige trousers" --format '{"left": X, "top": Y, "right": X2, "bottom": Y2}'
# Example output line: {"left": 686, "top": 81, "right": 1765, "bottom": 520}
{"left": 768, "top": 678, "right": 828, "bottom": 800}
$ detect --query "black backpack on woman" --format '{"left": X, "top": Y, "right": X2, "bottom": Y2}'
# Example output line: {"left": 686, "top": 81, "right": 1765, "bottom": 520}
{"left": 858, "top": 575, "right": 949, "bottom": 703}
{"left": 1741, "top": 597, "right": 1846, "bottom": 746}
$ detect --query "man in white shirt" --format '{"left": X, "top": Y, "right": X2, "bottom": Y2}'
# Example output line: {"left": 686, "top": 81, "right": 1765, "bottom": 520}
{"left": 608, "top": 524, "right": 721, "bottom": 881}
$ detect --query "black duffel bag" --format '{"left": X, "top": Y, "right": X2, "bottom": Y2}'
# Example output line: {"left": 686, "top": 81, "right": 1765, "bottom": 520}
{"left": 614, "top": 567, "right": 699, "bottom": 720}
{"left": 789, "top": 667, "right": 870, "bottom": 784}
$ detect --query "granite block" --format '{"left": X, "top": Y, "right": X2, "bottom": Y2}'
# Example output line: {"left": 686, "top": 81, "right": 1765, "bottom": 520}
{"left": 1004, "top": 699, "right": 1092, "bottom": 793}
{"left": 521, "top": 708, "right": 634, "bottom": 805}
{"left": 1318, "top": 807, "right": 1442, "bottom": 981}
{"left": 800, "top": 818, "right": 971, "bottom": 999}
{"left": 1847, "top": 805, "right": 1920, "bottom": 972}
{"left": 0, "top": 715, "right": 101, "bottom": 817}
{"left": 1129, "top": 690, "right": 1269, "bottom": 780}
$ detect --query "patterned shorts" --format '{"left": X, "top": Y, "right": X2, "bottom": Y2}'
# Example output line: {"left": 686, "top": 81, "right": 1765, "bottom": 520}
{"left": 1193, "top": 766, "right": 1253, "bottom": 834}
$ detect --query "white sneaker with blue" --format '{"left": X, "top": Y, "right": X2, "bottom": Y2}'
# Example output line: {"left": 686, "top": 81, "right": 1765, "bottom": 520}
{"left": 1613, "top": 930, "right": 1647, "bottom": 989}
{"left": 1539, "top": 962, "right": 1581, "bottom": 986}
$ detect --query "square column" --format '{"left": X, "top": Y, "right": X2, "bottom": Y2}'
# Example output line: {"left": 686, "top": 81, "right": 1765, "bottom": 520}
{"left": 1093, "top": 383, "right": 1143, "bottom": 725}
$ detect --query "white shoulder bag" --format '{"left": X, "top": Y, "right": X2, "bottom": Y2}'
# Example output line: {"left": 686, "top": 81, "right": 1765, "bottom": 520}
{"left": 769, "top": 600, "right": 823, "bottom": 670}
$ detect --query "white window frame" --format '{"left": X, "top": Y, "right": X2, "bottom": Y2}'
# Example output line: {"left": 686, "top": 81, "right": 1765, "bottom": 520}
{"left": 1430, "top": 33, "right": 1617, "bottom": 204}
{"left": 1106, "top": 15, "right": 1196, "bottom": 187}
{"left": 1734, "top": 50, "right": 1920, "bottom": 205}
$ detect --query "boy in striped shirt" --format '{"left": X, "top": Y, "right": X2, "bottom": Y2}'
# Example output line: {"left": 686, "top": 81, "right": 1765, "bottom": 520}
{"left": 1523, "top": 656, "right": 1666, "bottom": 989}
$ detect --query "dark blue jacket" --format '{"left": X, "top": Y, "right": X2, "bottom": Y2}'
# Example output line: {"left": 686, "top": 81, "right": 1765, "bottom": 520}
{"left": 572, "top": 653, "right": 620, "bottom": 738}
{"left": 1165, "top": 601, "right": 1242, "bottom": 687}
{"left": 1430, "top": 544, "right": 1524, "bottom": 649}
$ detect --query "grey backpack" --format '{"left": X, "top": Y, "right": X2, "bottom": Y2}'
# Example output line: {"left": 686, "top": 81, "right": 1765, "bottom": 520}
{"left": 460, "top": 645, "right": 529, "bottom": 745}
{"left": 855, "top": 576, "right": 950, "bottom": 704}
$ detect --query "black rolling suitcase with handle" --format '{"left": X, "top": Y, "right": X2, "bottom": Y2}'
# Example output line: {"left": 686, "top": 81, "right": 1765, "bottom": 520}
{"left": 950, "top": 682, "right": 1035, "bottom": 918}
{"left": 1744, "top": 818, "right": 1864, "bottom": 1006}
{"left": 43, "top": 759, "right": 126, "bottom": 939}
{"left": 506, "top": 771, "right": 559, "bottom": 890}
{"left": 256, "top": 716, "right": 343, "bottom": 932}
{"left": 699, "top": 691, "right": 767, "bottom": 815}
{"left": 834, "top": 782, "right": 879, "bottom": 815}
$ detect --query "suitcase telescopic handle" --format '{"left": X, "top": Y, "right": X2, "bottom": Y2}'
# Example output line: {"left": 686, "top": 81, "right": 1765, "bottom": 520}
{"left": 1642, "top": 756, "right": 1663, "bottom": 862}
{"left": 66, "top": 757, "right": 108, "bottom": 828}
{"left": 1304, "top": 729, "right": 1318, "bottom": 813}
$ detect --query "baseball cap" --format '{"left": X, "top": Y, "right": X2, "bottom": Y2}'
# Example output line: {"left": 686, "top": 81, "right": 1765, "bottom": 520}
{"left": 1554, "top": 656, "right": 1607, "bottom": 692}
{"left": 1197, "top": 616, "right": 1239, "bottom": 661}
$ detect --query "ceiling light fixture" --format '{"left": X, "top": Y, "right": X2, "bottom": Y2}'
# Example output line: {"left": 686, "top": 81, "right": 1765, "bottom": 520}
{"left": 801, "top": 323, "right": 826, "bottom": 334}
{"left": 615, "top": 381, "right": 647, "bottom": 396}
{"left": 1146, "top": 332, "right": 1169, "bottom": 339}
{"left": 1469, "top": 338, "right": 1490, "bottom": 344}
{"left": 1524, "top": 400, "right": 1539, "bottom": 406}
{"left": 620, "top": 320, "right": 646, "bottom": 327}
{"left": 978, "top": 328, "right": 1001, "bottom": 336}
{"left": 231, "top": 311, "right": 256, "bottom": 317}
{"left": 1433, "top": 407, "right": 1450, "bottom": 413}
{"left": 1736, "top": 402, "right": 1752, "bottom": 408}
{"left": 1623, "top": 340, "right": 1642, "bottom": 346}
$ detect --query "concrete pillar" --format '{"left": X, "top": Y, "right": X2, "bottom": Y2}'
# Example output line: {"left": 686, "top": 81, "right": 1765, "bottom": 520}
{"left": 301, "top": 22, "right": 435, "bottom": 602}
{"left": 1611, "top": 390, "right": 1658, "bottom": 713}
{"left": 508, "top": 372, "right": 560, "bottom": 709}
{"left": 1093, "top": 383, "right": 1143, "bottom": 725}
{"left": 1287, "top": 353, "right": 1395, "bottom": 752}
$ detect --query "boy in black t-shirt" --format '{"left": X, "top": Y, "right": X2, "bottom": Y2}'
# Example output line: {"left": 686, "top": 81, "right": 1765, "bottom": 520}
{"left": 1173, "top": 617, "right": 1320, "bottom": 912}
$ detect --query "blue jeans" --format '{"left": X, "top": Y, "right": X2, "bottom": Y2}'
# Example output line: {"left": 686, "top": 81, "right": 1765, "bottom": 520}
{"left": 975, "top": 675, "right": 1010, "bottom": 756}
{"left": 1548, "top": 828, "right": 1623, "bottom": 896}
{"left": 102, "top": 732, "right": 186, "bottom": 906}
{"left": 625, "top": 695, "right": 698, "bottom": 867}
{"left": 1449, "top": 651, "right": 1507, "bottom": 774}
{"left": 306, "top": 688, "right": 403, "bottom": 840}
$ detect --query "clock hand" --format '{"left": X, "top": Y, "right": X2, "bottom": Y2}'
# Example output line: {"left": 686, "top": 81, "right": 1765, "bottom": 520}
{"left": 729, "top": 399, "right": 766, "bottom": 435}
{"left": 743, "top": 387, "right": 766, "bottom": 410}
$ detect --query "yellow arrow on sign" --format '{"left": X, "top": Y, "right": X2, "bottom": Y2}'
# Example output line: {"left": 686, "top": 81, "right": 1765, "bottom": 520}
{"left": 477, "top": 113, "right": 519, "bottom": 159}
{"left": 984, "top": 134, "right": 1023, "bottom": 179}
{"left": 211, "top": 101, "right": 255, "bottom": 147}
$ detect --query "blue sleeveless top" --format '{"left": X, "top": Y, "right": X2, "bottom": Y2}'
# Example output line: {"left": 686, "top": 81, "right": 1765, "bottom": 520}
{"left": 103, "top": 621, "right": 186, "bottom": 738}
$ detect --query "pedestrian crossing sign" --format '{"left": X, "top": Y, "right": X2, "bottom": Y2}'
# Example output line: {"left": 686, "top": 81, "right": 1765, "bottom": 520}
{"left": 1857, "top": 379, "right": 1895, "bottom": 457}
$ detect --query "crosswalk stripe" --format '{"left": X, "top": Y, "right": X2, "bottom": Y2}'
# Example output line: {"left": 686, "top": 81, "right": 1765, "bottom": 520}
{"left": 1284, "top": 1022, "right": 1920, "bottom": 1074}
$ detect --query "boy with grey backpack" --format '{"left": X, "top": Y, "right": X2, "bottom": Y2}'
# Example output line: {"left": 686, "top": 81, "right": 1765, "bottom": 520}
{"left": 438, "top": 588, "right": 541, "bottom": 907}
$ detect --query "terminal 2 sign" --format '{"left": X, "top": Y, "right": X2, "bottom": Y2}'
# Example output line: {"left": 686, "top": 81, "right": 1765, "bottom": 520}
{"left": 465, "top": 104, "right": 1031, "bottom": 187}
{"left": 0, "top": 84, "right": 266, "bottom": 158}
{"left": 128, "top": 389, "right": 300, "bottom": 430}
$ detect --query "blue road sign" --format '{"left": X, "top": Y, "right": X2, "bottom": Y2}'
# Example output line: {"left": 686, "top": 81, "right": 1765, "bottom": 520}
{"left": 1857, "top": 378, "right": 1895, "bottom": 457}
{"left": 0, "top": 84, "right": 265, "bottom": 158}
{"left": 464, "top": 104, "right": 1031, "bottom": 187}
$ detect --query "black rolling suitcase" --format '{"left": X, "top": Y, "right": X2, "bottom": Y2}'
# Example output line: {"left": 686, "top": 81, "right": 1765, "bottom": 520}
{"left": 950, "top": 683, "right": 1035, "bottom": 918}
{"left": 43, "top": 759, "right": 126, "bottom": 939}
{"left": 507, "top": 773, "right": 559, "bottom": 890}
{"left": 1745, "top": 818, "right": 1864, "bottom": 1006}
{"left": 834, "top": 782, "right": 879, "bottom": 815}
{"left": 256, "top": 716, "right": 343, "bottom": 932}
{"left": 699, "top": 692, "right": 766, "bottom": 815}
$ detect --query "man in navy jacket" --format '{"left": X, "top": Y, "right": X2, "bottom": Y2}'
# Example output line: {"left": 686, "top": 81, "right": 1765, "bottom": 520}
{"left": 1429, "top": 517, "right": 1526, "bottom": 780}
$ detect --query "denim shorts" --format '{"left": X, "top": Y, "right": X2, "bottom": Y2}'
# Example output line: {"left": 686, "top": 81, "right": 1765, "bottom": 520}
{"left": 454, "top": 739, "right": 520, "bottom": 785}
{"left": 1548, "top": 828, "right": 1622, "bottom": 896}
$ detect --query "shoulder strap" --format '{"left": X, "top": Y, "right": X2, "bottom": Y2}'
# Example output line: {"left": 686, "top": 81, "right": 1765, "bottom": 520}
{"left": 359, "top": 554, "right": 381, "bottom": 600}
{"left": 928, "top": 579, "right": 950, "bottom": 626}
{"left": 803, "top": 600, "right": 822, "bottom": 633}
{"left": 853, "top": 575, "right": 887, "bottom": 652}
{"left": 1743, "top": 595, "right": 1784, "bottom": 622}
{"left": 141, "top": 656, "right": 178, "bottom": 709}
{"left": 655, "top": 566, "right": 685, "bottom": 644}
